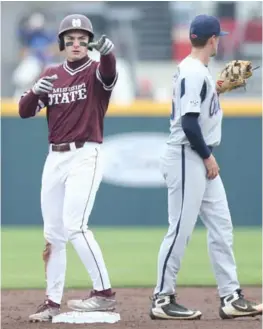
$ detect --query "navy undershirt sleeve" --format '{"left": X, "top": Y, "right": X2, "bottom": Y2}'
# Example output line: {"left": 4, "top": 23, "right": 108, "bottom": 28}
{"left": 181, "top": 113, "right": 211, "bottom": 159}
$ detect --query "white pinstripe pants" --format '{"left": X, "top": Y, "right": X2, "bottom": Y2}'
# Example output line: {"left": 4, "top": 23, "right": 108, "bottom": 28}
{"left": 154, "top": 145, "right": 240, "bottom": 298}
{"left": 41, "top": 142, "right": 111, "bottom": 303}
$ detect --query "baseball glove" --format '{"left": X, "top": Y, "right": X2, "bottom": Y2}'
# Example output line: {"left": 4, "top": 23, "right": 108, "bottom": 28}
{"left": 216, "top": 60, "right": 259, "bottom": 94}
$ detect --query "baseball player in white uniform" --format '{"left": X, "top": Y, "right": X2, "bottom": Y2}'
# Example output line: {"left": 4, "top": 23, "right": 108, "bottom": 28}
{"left": 19, "top": 14, "right": 118, "bottom": 322}
{"left": 150, "top": 15, "right": 262, "bottom": 321}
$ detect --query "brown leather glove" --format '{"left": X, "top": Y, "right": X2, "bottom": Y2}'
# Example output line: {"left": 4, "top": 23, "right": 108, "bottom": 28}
{"left": 216, "top": 60, "right": 258, "bottom": 94}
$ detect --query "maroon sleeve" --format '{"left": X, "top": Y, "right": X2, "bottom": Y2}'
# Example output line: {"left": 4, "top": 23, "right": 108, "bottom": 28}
{"left": 18, "top": 90, "right": 47, "bottom": 118}
{"left": 96, "top": 53, "right": 118, "bottom": 90}
{"left": 18, "top": 69, "right": 50, "bottom": 118}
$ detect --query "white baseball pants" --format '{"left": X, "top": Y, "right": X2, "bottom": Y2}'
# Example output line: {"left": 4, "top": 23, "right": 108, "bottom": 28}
{"left": 154, "top": 145, "right": 240, "bottom": 298}
{"left": 41, "top": 142, "right": 111, "bottom": 304}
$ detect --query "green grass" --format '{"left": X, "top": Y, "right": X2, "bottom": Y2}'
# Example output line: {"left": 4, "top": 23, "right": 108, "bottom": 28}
{"left": 1, "top": 226, "right": 261, "bottom": 289}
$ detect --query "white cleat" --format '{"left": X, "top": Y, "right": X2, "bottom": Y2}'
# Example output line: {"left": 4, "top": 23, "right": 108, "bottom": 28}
{"left": 29, "top": 300, "right": 60, "bottom": 322}
{"left": 67, "top": 290, "right": 116, "bottom": 312}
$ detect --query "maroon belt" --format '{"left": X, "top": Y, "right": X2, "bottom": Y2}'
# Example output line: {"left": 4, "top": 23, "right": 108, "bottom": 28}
{"left": 51, "top": 141, "right": 85, "bottom": 152}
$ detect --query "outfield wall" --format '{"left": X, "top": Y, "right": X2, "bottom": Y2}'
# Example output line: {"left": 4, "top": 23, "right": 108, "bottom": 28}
{"left": 1, "top": 99, "right": 262, "bottom": 226}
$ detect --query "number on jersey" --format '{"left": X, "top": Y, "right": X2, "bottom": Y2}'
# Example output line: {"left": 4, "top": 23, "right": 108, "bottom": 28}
{"left": 209, "top": 93, "right": 221, "bottom": 117}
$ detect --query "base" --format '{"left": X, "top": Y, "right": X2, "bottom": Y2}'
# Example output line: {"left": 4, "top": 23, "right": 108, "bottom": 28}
{"left": 52, "top": 311, "right": 121, "bottom": 324}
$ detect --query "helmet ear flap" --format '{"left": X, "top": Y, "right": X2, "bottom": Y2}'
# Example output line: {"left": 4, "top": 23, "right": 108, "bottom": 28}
{"left": 89, "top": 34, "right": 94, "bottom": 43}
{"left": 58, "top": 36, "right": 65, "bottom": 51}
{"left": 87, "top": 33, "right": 94, "bottom": 51}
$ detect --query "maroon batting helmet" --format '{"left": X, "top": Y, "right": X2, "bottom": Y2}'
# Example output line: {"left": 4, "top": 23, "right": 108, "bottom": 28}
{"left": 58, "top": 14, "right": 94, "bottom": 51}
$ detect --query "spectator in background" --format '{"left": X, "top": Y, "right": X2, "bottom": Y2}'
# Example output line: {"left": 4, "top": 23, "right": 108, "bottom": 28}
{"left": 13, "top": 11, "right": 60, "bottom": 99}
{"left": 136, "top": 78, "right": 154, "bottom": 100}
{"left": 17, "top": 11, "right": 59, "bottom": 66}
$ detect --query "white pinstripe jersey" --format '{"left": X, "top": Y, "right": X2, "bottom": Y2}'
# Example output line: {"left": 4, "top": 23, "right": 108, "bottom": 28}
{"left": 167, "top": 56, "right": 223, "bottom": 147}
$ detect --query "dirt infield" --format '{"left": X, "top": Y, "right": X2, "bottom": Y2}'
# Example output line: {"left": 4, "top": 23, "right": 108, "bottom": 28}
{"left": 2, "top": 287, "right": 262, "bottom": 329}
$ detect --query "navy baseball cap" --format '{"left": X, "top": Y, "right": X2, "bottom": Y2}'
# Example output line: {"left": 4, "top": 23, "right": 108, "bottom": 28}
{"left": 190, "top": 15, "right": 229, "bottom": 39}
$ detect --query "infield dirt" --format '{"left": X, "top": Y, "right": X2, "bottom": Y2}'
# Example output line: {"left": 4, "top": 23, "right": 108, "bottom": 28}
{"left": 2, "top": 287, "right": 262, "bottom": 329}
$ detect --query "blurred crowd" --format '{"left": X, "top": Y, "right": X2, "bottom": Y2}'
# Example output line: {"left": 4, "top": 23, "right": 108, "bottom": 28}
{"left": 12, "top": 12, "right": 61, "bottom": 99}
{"left": 2, "top": 1, "right": 262, "bottom": 102}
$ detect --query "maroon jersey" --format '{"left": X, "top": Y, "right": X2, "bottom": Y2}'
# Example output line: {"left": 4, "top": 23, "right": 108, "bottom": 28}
{"left": 18, "top": 54, "right": 117, "bottom": 144}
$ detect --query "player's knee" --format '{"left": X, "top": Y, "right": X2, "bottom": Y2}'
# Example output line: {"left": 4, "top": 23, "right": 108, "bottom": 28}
{"left": 66, "top": 225, "right": 92, "bottom": 241}
{"left": 66, "top": 228, "right": 77, "bottom": 241}
{"left": 44, "top": 231, "right": 68, "bottom": 248}
{"left": 66, "top": 228, "right": 83, "bottom": 241}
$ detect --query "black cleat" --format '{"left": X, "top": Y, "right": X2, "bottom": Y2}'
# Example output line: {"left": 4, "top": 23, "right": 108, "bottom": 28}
{"left": 219, "top": 289, "right": 262, "bottom": 319}
{"left": 150, "top": 294, "right": 202, "bottom": 320}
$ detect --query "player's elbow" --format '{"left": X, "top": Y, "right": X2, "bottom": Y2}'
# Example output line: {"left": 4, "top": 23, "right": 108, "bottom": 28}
{"left": 182, "top": 125, "right": 193, "bottom": 139}
{"left": 18, "top": 106, "right": 33, "bottom": 119}
{"left": 19, "top": 111, "right": 28, "bottom": 119}
{"left": 18, "top": 107, "right": 28, "bottom": 118}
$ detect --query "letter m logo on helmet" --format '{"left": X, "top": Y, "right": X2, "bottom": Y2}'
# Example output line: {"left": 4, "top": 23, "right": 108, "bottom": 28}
{"left": 58, "top": 14, "right": 94, "bottom": 51}
{"left": 72, "top": 18, "right": 82, "bottom": 28}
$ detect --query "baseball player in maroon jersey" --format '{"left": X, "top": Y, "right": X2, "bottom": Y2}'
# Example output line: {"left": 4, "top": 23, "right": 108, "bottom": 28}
{"left": 18, "top": 14, "right": 118, "bottom": 322}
